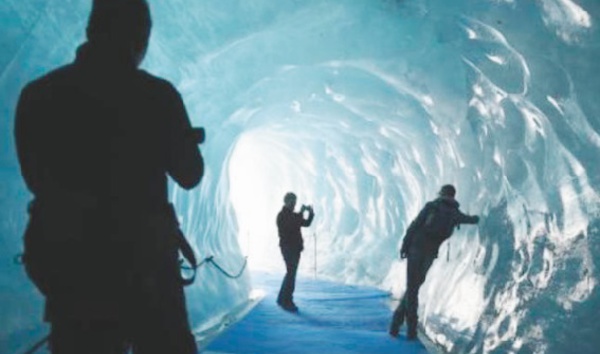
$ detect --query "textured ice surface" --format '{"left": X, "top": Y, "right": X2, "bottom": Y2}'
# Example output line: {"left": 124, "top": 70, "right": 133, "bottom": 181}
{"left": 1, "top": 0, "right": 599, "bottom": 353}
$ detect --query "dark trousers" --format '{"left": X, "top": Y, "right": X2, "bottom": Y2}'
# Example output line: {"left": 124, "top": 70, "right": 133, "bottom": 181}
{"left": 278, "top": 247, "right": 301, "bottom": 305}
{"left": 48, "top": 246, "right": 197, "bottom": 354}
{"left": 26, "top": 203, "right": 197, "bottom": 354}
{"left": 49, "top": 319, "right": 127, "bottom": 354}
{"left": 49, "top": 276, "right": 197, "bottom": 354}
{"left": 47, "top": 232, "right": 198, "bottom": 354}
{"left": 392, "top": 251, "right": 436, "bottom": 332}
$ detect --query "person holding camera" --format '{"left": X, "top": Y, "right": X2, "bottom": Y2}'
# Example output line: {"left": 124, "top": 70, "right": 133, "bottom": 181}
{"left": 276, "top": 192, "right": 315, "bottom": 312}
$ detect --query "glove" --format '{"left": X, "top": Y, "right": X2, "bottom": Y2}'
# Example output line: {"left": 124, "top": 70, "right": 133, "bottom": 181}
{"left": 473, "top": 215, "right": 480, "bottom": 223}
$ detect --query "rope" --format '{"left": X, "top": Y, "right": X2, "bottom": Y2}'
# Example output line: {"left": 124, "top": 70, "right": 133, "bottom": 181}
{"left": 207, "top": 256, "right": 248, "bottom": 279}
{"left": 180, "top": 255, "right": 212, "bottom": 271}
{"left": 182, "top": 255, "right": 248, "bottom": 279}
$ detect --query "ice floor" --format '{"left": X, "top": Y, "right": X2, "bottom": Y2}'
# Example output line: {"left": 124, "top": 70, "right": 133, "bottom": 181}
{"left": 201, "top": 271, "right": 430, "bottom": 354}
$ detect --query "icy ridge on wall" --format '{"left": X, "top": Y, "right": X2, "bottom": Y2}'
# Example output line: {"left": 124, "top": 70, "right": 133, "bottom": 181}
{"left": 0, "top": 0, "right": 599, "bottom": 353}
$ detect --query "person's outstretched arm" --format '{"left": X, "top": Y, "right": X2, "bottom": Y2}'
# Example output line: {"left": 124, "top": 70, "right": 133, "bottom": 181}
{"left": 165, "top": 85, "right": 204, "bottom": 189}
{"left": 456, "top": 211, "right": 479, "bottom": 225}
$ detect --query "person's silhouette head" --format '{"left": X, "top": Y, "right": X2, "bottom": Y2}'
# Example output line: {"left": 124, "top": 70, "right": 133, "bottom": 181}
{"left": 439, "top": 184, "right": 456, "bottom": 198}
{"left": 86, "top": 0, "right": 152, "bottom": 67}
{"left": 283, "top": 192, "right": 297, "bottom": 210}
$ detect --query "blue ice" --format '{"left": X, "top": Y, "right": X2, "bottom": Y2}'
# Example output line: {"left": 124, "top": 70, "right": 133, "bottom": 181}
{"left": 1, "top": 0, "right": 599, "bottom": 353}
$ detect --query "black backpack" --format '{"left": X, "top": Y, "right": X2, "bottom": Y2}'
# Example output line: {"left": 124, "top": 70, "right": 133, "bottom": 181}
{"left": 422, "top": 201, "right": 457, "bottom": 242}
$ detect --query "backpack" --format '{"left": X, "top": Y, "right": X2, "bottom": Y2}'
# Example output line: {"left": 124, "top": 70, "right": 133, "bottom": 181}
{"left": 422, "top": 201, "right": 457, "bottom": 242}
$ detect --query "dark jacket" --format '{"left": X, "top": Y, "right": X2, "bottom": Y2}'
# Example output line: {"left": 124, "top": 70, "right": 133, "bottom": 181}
{"left": 15, "top": 42, "right": 203, "bottom": 210}
{"left": 401, "top": 197, "right": 478, "bottom": 257}
{"left": 276, "top": 207, "right": 314, "bottom": 251}
{"left": 14, "top": 42, "right": 204, "bottom": 320}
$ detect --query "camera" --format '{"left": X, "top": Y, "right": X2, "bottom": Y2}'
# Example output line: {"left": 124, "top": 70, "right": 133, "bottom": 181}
{"left": 191, "top": 127, "right": 206, "bottom": 144}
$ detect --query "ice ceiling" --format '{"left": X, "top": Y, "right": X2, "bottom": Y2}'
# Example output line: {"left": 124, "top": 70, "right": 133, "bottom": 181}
{"left": 1, "top": 0, "right": 599, "bottom": 353}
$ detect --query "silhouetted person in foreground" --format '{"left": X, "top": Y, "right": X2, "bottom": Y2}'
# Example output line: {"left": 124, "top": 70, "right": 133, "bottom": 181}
{"left": 14, "top": 0, "right": 203, "bottom": 353}
{"left": 389, "top": 185, "right": 479, "bottom": 340}
{"left": 276, "top": 192, "right": 315, "bottom": 312}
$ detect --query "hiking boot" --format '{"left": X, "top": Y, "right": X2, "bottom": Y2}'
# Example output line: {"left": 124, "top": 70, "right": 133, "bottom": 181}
{"left": 286, "top": 302, "right": 299, "bottom": 312}
{"left": 277, "top": 299, "right": 298, "bottom": 312}
{"left": 389, "top": 325, "right": 399, "bottom": 338}
{"left": 388, "top": 309, "right": 404, "bottom": 338}
{"left": 406, "top": 326, "right": 417, "bottom": 341}
{"left": 406, "top": 314, "right": 418, "bottom": 341}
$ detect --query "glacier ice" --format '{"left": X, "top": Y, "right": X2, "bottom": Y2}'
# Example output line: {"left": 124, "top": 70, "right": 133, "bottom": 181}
{"left": 1, "top": 0, "right": 599, "bottom": 353}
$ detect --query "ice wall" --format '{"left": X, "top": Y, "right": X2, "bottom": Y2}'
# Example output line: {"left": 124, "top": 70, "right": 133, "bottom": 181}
{"left": 1, "top": 0, "right": 599, "bottom": 353}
